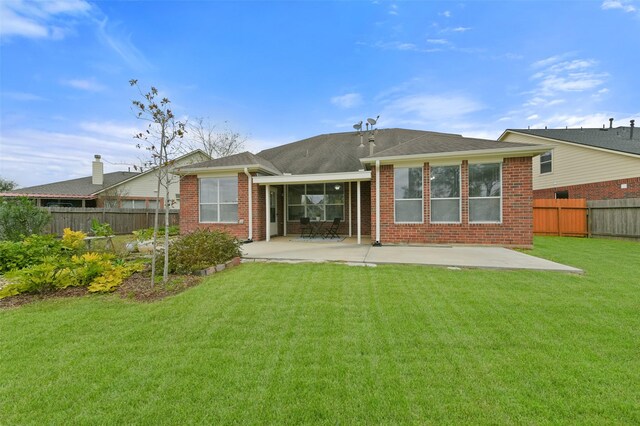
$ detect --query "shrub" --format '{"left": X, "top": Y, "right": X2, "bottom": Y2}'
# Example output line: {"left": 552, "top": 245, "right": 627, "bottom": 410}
{"left": 0, "top": 235, "right": 63, "bottom": 273}
{"left": 62, "top": 228, "right": 87, "bottom": 251}
{"left": 132, "top": 225, "right": 180, "bottom": 241}
{"left": 160, "top": 229, "right": 241, "bottom": 274}
{"left": 0, "top": 197, "right": 51, "bottom": 241}
{"left": 90, "top": 219, "right": 113, "bottom": 237}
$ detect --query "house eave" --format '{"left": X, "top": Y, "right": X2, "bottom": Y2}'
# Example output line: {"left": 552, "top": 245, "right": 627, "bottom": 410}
{"left": 173, "top": 164, "right": 282, "bottom": 176}
{"left": 253, "top": 171, "right": 371, "bottom": 185}
{"left": 360, "top": 146, "right": 550, "bottom": 166}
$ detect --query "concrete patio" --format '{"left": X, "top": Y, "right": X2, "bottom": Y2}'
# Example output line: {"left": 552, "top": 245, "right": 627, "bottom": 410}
{"left": 241, "top": 237, "right": 583, "bottom": 273}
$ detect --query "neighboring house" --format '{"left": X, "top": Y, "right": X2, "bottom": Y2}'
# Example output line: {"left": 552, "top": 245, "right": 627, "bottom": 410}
{"left": 175, "top": 128, "right": 548, "bottom": 247}
{"left": 499, "top": 120, "right": 640, "bottom": 200}
{"left": 0, "top": 150, "right": 210, "bottom": 209}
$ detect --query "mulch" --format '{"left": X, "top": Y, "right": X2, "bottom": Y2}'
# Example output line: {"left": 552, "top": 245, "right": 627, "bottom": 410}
{"left": 0, "top": 272, "right": 204, "bottom": 309}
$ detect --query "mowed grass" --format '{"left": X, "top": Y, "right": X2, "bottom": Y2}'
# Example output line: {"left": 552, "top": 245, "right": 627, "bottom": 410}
{"left": 1, "top": 237, "right": 639, "bottom": 424}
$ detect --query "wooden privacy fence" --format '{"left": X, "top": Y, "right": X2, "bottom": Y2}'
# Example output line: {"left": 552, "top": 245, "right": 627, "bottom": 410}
{"left": 44, "top": 207, "right": 179, "bottom": 236}
{"left": 588, "top": 198, "right": 640, "bottom": 240}
{"left": 533, "top": 199, "right": 588, "bottom": 237}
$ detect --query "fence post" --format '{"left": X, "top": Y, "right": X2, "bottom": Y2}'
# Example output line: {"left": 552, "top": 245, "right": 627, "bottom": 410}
{"left": 557, "top": 206, "right": 562, "bottom": 236}
{"left": 587, "top": 207, "right": 591, "bottom": 238}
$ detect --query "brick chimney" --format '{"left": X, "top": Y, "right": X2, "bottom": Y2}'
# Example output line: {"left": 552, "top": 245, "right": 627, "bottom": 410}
{"left": 92, "top": 155, "right": 104, "bottom": 185}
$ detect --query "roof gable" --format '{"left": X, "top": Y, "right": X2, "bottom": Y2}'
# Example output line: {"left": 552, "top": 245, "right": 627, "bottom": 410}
{"left": 503, "top": 127, "right": 640, "bottom": 156}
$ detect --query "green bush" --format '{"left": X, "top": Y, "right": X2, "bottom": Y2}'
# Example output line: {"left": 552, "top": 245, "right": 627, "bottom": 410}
{"left": 0, "top": 197, "right": 51, "bottom": 241}
{"left": 90, "top": 219, "right": 114, "bottom": 237}
{"left": 132, "top": 225, "right": 180, "bottom": 241}
{"left": 0, "top": 235, "right": 64, "bottom": 273}
{"left": 160, "top": 229, "right": 241, "bottom": 274}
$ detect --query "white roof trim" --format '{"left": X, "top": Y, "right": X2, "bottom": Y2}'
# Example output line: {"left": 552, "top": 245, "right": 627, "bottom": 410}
{"left": 253, "top": 171, "right": 371, "bottom": 185}
{"left": 174, "top": 164, "right": 281, "bottom": 176}
{"left": 360, "top": 145, "right": 550, "bottom": 165}
{"left": 500, "top": 130, "right": 640, "bottom": 159}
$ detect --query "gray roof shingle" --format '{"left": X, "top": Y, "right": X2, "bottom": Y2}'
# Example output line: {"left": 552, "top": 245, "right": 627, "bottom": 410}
{"left": 507, "top": 127, "right": 640, "bottom": 155}
{"left": 178, "top": 151, "right": 279, "bottom": 173}
{"left": 6, "top": 172, "right": 138, "bottom": 197}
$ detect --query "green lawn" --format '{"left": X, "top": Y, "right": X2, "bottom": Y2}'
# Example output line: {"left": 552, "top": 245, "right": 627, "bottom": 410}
{"left": 1, "top": 237, "right": 639, "bottom": 424}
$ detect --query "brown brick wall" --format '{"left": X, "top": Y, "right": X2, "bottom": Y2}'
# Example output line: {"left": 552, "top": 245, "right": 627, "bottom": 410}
{"left": 534, "top": 176, "right": 640, "bottom": 200}
{"left": 371, "top": 157, "right": 534, "bottom": 247}
{"left": 179, "top": 173, "right": 252, "bottom": 240}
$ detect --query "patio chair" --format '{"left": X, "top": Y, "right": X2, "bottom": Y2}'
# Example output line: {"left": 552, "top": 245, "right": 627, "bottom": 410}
{"left": 299, "top": 217, "right": 312, "bottom": 238}
{"left": 323, "top": 217, "right": 341, "bottom": 239}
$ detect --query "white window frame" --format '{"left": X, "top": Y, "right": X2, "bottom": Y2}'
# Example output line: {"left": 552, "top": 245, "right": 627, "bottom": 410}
{"left": 468, "top": 162, "right": 502, "bottom": 224}
{"left": 286, "top": 183, "right": 345, "bottom": 221}
{"left": 430, "top": 164, "right": 461, "bottom": 224}
{"left": 199, "top": 176, "right": 238, "bottom": 223}
{"left": 394, "top": 166, "right": 423, "bottom": 224}
{"left": 540, "top": 150, "right": 552, "bottom": 174}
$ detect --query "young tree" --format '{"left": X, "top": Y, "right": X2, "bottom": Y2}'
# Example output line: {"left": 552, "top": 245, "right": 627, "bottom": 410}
{"left": 182, "top": 117, "right": 246, "bottom": 158}
{"left": 0, "top": 177, "right": 18, "bottom": 192}
{"left": 129, "top": 79, "right": 186, "bottom": 286}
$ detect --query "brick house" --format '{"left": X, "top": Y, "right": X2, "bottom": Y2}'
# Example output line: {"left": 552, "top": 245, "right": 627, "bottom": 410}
{"left": 499, "top": 119, "right": 640, "bottom": 200}
{"left": 175, "top": 128, "right": 548, "bottom": 248}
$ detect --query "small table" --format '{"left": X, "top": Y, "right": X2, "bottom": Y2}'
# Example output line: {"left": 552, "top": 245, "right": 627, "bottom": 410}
{"left": 309, "top": 221, "right": 325, "bottom": 238}
{"left": 84, "top": 235, "right": 115, "bottom": 251}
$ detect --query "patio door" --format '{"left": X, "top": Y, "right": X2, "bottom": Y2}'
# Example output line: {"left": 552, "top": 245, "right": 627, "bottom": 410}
{"left": 269, "top": 187, "right": 278, "bottom": 236}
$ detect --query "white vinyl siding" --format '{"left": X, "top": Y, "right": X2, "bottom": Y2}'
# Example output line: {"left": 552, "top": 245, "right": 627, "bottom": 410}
{"left": 501, "top": 132, "right": 640, "bottom": 190}
{"left": 394, "top": 167, "right": 423, "bottom": 223}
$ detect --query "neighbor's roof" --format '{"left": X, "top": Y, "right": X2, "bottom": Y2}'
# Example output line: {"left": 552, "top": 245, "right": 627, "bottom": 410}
{"left": 181, "top": 128, "right": 546, "bottom": 176}
{"left": 503, "top": 126, "right": 640, "bottom": 156}
{"left": 3, "top": 172, "right": 139, "bottom": 198}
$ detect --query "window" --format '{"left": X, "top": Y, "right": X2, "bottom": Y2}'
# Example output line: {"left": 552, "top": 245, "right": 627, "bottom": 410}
{"left": 199, "top": 177, "right": 238, "bottom": 223}
{"left": 430, "top": 165, "right": 460, "bottom": 223}
{"left": 394, "top": 167, "right": 423, "bottom": 223}
{"left": 121, "top": 199, "right": 147, "bottom": 209}
{"left": 287, "top": 183, "right": 344, "bottom": 221}
{"left": 469, "top": 163, "right": 502, "bottom": 223}
{"left": 540, "top": 150, "right": 552, "bottom": 174}
{"left": 555, "top": 190, "right": 568, "bottom": 199}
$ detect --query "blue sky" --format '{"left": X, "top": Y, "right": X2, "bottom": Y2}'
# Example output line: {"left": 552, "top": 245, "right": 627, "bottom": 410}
{"left": 1, "top": 0, "right": 639, "bottom": 187}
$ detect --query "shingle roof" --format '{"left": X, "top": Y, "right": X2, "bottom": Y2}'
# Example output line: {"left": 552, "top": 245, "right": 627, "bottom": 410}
{"left": 506, "top": 127, "right": 640, "bottom": 155}
{"left": 177, "top": 151, "right": 279, "bottom": 173}
{"left": 366, "top": 132, "right": 538, "bottom": 158}
{"left": 179, "top": 128, "right": 546, "bottom": 176}
{"left": 6, "top": 171, "right": 138, "bottom": 198}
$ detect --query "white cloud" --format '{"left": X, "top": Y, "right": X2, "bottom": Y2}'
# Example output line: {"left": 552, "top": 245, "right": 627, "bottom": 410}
{"left": 528, "top": 56, "right": 608, "bottom": 98}
{"left": 2, "top": 91, "right": 47, "bottom": 101}
{"left": 440, "top": 10, "right": 452, "bottom": 18}
{"left": 452, "top": 26, "right": 471, "bottom": 32}
{"left": 331, "top": 93, "right": 363, "bottom": 109}
{"left": 95, "top": 18, "right": 151, "bottom": 71}
{"left": 427, "top": 38, "right": 449, "bottom": 45}
{"left": 601, "top": 0, "right": 637, "bottom": 12}
{"left": 388, "top": 3, "right": 398, "bottom": 15}
{"left": 527, "top": 114, "right": 539, "bottom": 120}
{"left": 0, "top": 0, "right": 91, "bottom": 40}
{"left": 62, "top": 78, "right": 107, "bottom": 92}
{"left": 382, "top": 93, "right": 484, "bottom": 124}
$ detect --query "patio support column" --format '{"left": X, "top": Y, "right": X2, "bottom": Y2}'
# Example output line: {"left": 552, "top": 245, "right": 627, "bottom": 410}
{"left": 265, "top": 184, "right": 270, "bottom": 242}
{"left": 356, "top": 180, "right": 361, "bottom": 245}
{"left": 375, "top": 160, "right": 381, "bottom": 245}
{"left": 348, "top": 182, "right": 352, "bottom": 237}
{"left": 283, "top": 184, "right": 287, "bottom": 236}
{"left": 243, "top": 168, "right": 253, "bottom": 241}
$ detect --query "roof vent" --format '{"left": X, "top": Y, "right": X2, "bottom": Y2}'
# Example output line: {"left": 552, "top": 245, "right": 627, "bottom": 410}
{"left": 631, "top": 119, "right": 635, "bottom": 140}
{"left": 609, "top": 117, "right": 614, "bottom": 128}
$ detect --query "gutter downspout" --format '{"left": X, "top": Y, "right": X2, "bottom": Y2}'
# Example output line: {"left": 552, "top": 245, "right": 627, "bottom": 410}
{"left": 374, "top": 160, "right": 381, "bottom": 246}
{"left": 243, "top": 168, "right": 253, "bottom": 242}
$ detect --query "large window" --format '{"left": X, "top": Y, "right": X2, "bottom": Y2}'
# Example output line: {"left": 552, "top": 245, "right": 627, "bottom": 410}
{"left": 469, "top": 163, "right": 501, "bottom": 223}
{"left": 287, "top": 183, "right": 344, "bottom": 221}
{"left": 540, "top": 150, "right": 552, "bottom": 174}
{"left": 394, "top": 167, "right": 423, "bottom": 223}
{"left": 430, "top": 165, "right": 460, "bottom": 223}
{"left": 199, "top": 177, "right": 238, "bottom": 223}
